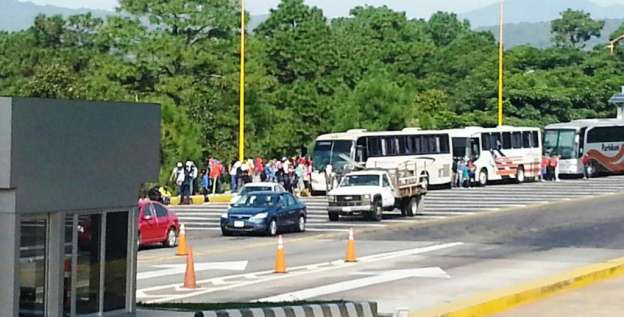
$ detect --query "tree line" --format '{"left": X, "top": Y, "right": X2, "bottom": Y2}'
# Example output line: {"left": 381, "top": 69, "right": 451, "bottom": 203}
{"left": 0, "top": 0, "right": 623, "bottom": 183}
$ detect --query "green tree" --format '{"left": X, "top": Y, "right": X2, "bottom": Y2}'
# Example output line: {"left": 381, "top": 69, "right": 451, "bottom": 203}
{"left": 551, "top": 9, "right": 605, "bottom": 48}
{"left": 426, "top": 11, "right": 471, "bottom": 47}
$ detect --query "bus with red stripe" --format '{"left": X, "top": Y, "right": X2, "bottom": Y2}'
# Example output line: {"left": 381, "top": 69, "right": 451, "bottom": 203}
{"left": 446, "top": 126, "right": 542, "bottom": 186}
{"left": 544, "top": 119, "right": 624, "bottom": 176}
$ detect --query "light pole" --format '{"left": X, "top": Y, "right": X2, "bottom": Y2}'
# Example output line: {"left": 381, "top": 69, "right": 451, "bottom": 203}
{"left": 497, "top": 0, "right": 505, "bottom": 127}
{"left": 239, "top": 0, "right": 246, "bottom": 161}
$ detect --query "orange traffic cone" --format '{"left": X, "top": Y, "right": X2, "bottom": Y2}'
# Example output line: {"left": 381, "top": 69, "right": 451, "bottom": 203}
{"left": 274, "top": 235, "right": 287, "bottom": 273}
{"left": 345, "top": 228, "right": 357, "bottom": 262}
{"left": 183, "top": 246, "right": 197, "bottom": 289}
{"left": 176, "top": 223, "right": 188, "bottom": 256}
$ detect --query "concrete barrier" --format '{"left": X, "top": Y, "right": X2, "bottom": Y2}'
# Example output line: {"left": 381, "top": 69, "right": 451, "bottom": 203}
{"left": 137, "top": 302, "right": 377, "bottom": 317}
{"left": 410, "top": 257, "right": 624, "bottom": 317}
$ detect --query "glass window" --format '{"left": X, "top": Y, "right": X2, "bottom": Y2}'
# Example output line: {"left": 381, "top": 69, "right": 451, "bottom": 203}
{"left": 19, "top": 218, "right": 48, "bottom": 317}
{"left": 502, "top": 132, "right": 512, "bottom": 149}
{"left": 413, "top": 136, "right": 422, "bottom": 154}
{"left": 367, "top": 137, "right": 381, "bottom": 157}
{"left": 398, "top": 136, "right": 407, "bottom": 155}
{"left": 439, "top": 135, "right": 450, "bottom": 153}
{"left": 587, "top": 126, "right": 624, "bottom": 143}
{"left": 494, "top": 133, "right": 502, "bottom": 150}
{"left": 355, "top": 137, "right": 368, "bottom": 162}
{"left": 382, "top": 176, "right": 391, "bottom": 188}
{"left": 285, "top": 194, "right": 297, "bottom": 207}
{"left": 63, "top": 215, "right": 73, "bottom": 317}
{"left": 339, "top": 175, "right": 381, "bottom": 187}
{"left": 452, "top": 137, "right": 467, "bottom": 158}
{"left": 544, "top": 129, "right": 578, "bottom": 159}
{"left": 481, "top": 133, "right": 491, "bottom": 150}
{"left": 104, "top": 212, "right": 128, "bottom": 311}
{"left": 512, "top": 132, "right": 522, "bottom": 149}
{"left": 76, "top": 214, "right": 101, "bottom": 315}
{"left": 522, "top": 132, "right": 532, "bottom": 148}
{"left": 154, "top": 204, "right": 168, "bottom": 218}
{"left": 532, "top": 131, "right": 540, "bottom": 148}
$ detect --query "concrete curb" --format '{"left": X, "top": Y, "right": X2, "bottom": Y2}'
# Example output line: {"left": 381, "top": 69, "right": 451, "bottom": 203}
{"left": 410, "top": 257, "right": 624, "bottom": 317}
{"left": 137, "top": 302, "right": 377, "bottom": 317}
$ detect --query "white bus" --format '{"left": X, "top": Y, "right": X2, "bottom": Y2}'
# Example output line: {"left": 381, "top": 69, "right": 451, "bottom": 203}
{"left": 446, "top": 126, "right": 542, "bottom": 185}
{"left": 544, "top": 119, "right": 624, "bottom": 176}
{"left": 310, "top": 129, "right": 453, "bottom": 193}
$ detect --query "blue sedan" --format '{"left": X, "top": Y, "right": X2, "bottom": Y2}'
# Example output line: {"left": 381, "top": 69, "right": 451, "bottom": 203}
{"left": 220, "top": 191, "right": 307, "bottom": 236}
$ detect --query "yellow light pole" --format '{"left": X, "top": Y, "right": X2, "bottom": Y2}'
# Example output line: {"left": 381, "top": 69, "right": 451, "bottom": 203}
{"left": 239, "top": 0, "right": 246, "bottom": 161}
{"left": 497, "top": 0, "right": 505, "bottom": 126}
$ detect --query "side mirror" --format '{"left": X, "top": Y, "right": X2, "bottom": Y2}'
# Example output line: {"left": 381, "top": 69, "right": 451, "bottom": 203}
{"left": 143, "top": 215, "right": 153, "bottom": 221}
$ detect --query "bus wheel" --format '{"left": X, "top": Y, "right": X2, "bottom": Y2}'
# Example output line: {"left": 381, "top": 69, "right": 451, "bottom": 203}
{"left": 516, "top": 166, "right": 525, "bottom": 183}
{"left": 478, "top": 169, "right": 488, "bottom": 187}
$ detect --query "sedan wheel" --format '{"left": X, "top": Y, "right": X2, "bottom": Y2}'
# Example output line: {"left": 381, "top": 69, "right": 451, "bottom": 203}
{"left": 267, "top": 219, "right": 278, "bottom": 236}
{"left": 163, "top": 228, "right": 177, "bottom": 248}
{"left": 298, "top": 216, "right": 306, "bottom": 232}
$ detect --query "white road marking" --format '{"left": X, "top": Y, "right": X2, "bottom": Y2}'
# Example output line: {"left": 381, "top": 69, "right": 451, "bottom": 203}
{"left": 137, "top": 261, "right": 248, "bottom": 280}
{"left": 137, "top": 242, "right": 464, "bottom": 303}
{"left": 258, "top": 267, "right": 449, "bottom": 302}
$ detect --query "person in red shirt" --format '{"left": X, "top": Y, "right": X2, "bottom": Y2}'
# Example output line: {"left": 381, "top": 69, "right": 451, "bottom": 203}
{"left": 540, "top": 154, "right": 550, "bottom": 181}
{"left": 548, "top": 155, "right": 558, "bottom": 182}
{"left": 581, "top": 153, "right": 591, "bottom": 179}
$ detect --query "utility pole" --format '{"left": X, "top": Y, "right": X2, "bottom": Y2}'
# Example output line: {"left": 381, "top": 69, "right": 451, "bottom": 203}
{"left": 497, "top": 0, "right": 505, "bottom": 126}
{"left": 239, "top": 0, "right": 246, "bottom": 161}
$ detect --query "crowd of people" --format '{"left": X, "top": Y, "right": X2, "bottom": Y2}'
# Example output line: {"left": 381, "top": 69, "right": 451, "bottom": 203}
{"left": 168, "top": 156, "right": 314, "bottom": 204}
{"left": 451, "top": 158, "right": 478, "bottom": 188}
{"left": 228, "top": 156, "right": 313, "bottom": 195}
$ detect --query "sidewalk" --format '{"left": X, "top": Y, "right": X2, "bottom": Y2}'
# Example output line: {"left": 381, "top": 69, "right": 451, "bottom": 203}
{"left": 496, "top": 276, "right": 624, "bottom": 317}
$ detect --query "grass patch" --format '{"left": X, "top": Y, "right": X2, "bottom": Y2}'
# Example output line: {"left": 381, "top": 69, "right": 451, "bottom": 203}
{"left": 139, "top": 301, "right": 347, "bottom": 311}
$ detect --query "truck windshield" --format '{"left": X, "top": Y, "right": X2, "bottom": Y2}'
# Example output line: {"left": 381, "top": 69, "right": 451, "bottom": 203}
{"left": 339, "top": 175, "right": 380, "bottom": 187}
{"left": 544, "top": 129, "right": 577, "bottom": 159}
{"left": 312, "top": 140, "right": 353, "bottom": 171}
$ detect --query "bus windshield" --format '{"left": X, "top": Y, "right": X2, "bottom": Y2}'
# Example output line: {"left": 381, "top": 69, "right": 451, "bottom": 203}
{"left": 544, "top": 129, "right": 577, "bottom": 159}
{"left": 312, "top": 140, "right": 353, "bottom": 171}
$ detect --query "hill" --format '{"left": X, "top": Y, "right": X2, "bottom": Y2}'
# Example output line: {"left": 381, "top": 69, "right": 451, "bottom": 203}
{"left": 461, "top": 0, "right": 624, "bottom": 28}
{"left": 479, "top": 18, "right": 624, "bottom": 49}
{"left": 1, "top": 0, "right": 110, "bottom": 32}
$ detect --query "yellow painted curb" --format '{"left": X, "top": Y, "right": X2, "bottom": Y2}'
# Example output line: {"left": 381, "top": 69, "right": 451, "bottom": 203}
{"left": 169, "top": 195, "right": 206, "bottom": 206}
{"left": 208, "top": 194, "right": 233, "bottom": 203}
{"left": 410, "top": 257, "right": 624, "bottom": 317}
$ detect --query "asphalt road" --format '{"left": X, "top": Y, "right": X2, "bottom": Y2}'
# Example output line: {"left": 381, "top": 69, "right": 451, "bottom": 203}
{"left": 137, "top": 175, "right": 624, "bottom": 314}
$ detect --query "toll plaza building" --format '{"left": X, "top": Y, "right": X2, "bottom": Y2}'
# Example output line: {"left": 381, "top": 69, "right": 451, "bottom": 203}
{"left": 0, "top": 97, "right": 160, "bottom": 317}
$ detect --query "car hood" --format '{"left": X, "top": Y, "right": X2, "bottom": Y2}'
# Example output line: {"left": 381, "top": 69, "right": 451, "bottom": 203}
{"left": 228, "top": 207, "right": 273, "bottom": 215}
{"left": 328, "top": 186, "right": 381, "bottom": 196}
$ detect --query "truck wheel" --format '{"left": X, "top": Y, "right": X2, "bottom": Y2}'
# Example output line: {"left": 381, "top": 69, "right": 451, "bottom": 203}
{"left": 407, "top": 196, "right": 423, "bottom": 217}
{"left": 400, "top": 198, "right": 409, "bottom": 217}
{"left": 370, "top": 201, "right": 383, "bottom": 222}
{"left": 328, "top": 212, "right": 339, "bottom": 221}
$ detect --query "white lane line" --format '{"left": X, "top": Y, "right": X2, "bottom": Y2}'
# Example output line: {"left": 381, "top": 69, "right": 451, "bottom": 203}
{"left": 138, "top": 242, "right": 464, "bottom": 303}
{"left": 258, "top": 267, "right": 450, "bottom": 302}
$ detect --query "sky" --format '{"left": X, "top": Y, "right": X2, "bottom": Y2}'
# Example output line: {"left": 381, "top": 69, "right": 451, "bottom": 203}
{"left": 20, "top": 0, "right": 624, "bottom": 17}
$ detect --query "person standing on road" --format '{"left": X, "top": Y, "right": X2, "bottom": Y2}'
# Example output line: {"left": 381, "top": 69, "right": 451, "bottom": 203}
{"left": 467, "top": 160, "right": 477, "bottom": 188}
{"left": 170, "top": 162, "right": 185, "bottom": 196}
{"left": 295, "top": 162, "right": 305, "bottom": 196}
{"left": 452, "top": 158, "right": 458, "bottom": 188}
{"left": 200, "top": 169, "right": 210, "bottom": 202}
{"left": 581, "top": 153, "right": 591, "bottom": 179}
{"left": 229, "top": 160, "right": 240, "bottom": 193}
{"left": 457, "top": 158, "right": 466, "bottom": 188}
{"left": 541, "top": 153, "right": 550, "bottom": 182}
{"left": 554, "top": 154, "right": 561, "bottom": 182}
{"left": 547, "top": 154, "right": 557, "bottom": 181}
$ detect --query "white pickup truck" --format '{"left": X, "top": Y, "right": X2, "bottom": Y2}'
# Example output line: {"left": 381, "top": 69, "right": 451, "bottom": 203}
{"left": 326, "top": 161, "right": 428, "bottom": 221}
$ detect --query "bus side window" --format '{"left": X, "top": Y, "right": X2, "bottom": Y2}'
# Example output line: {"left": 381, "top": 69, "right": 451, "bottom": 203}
{"left": 367, "top": 137, "right": 381, "bottom": 157}
{"left": 502, "top": 132, "right": 512, "bottom": 149}
{"left": 414, "top": 136, "right": 422, "bottom": 154}
{"left": 531, "top": 131, "right": 539, "bottom": 148}
{"left": 356, "top": 137, "right": 367, "bottom": 162}
{"left": 439, "top": 135, "right": 450, "bottom": 154}
{"left": 522, "top": 131, "right": 531, "bottom": 148}
{"left": 398, "top": 136, "right": 407, "bottom": 155}
{"left": 482, "top": 133, "right": 491, "bottom": 150}
{"left": 512, "top": 132, "right": 522, "bottom": 149}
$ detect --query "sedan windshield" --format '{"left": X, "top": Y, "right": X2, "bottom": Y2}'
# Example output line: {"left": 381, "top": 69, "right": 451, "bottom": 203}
{"left": 232, "top": 194, "right": 278, "bottom": 208}
{"left": 339, "top": 175, "right": 380, "bottom": 187}
{"left": 240, "top": 186, "right": 273, "bottom": 195}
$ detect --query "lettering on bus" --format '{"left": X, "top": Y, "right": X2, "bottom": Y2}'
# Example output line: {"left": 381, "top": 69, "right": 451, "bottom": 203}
{"left": 601, "top": 144, "right": 622, "bottom": 152}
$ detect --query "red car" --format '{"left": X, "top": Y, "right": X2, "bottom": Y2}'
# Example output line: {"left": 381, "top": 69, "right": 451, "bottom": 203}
{"left": 138, "top": 200, "right": 180, "bottom": 248}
